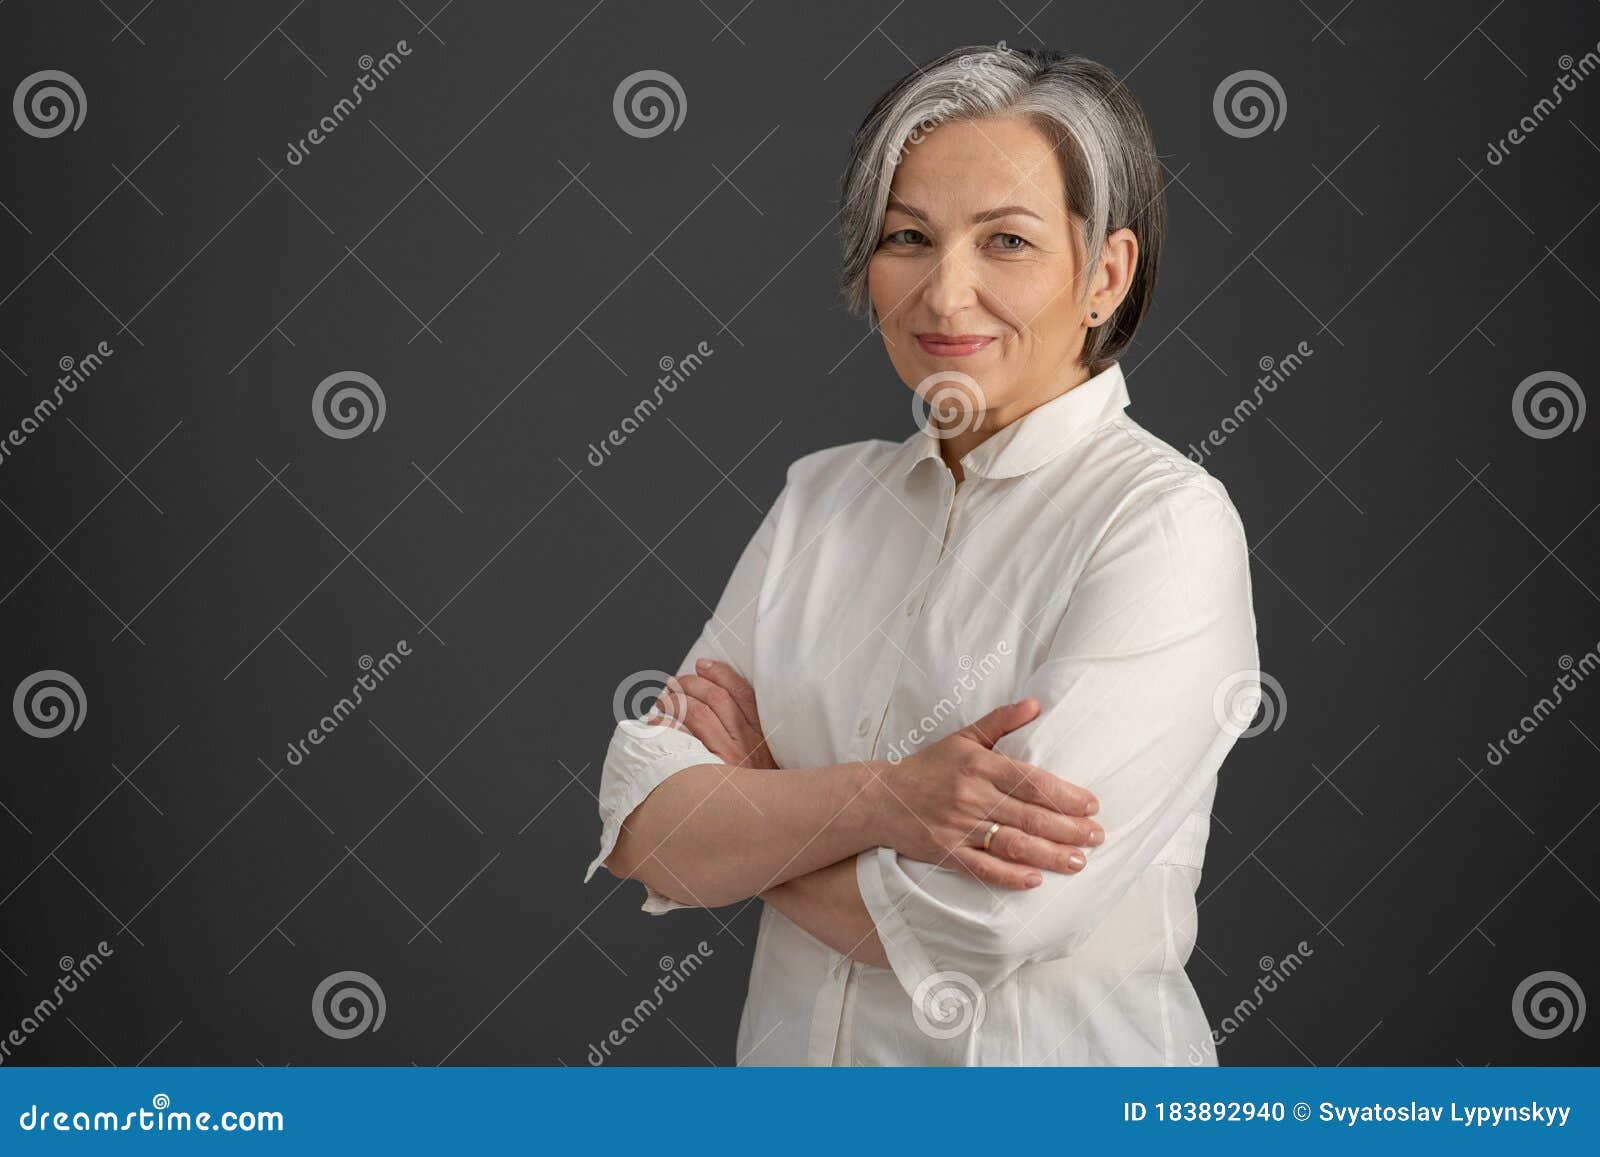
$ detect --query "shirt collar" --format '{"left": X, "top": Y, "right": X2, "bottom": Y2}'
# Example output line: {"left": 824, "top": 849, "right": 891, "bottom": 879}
{"left": 897, "top": 359, "right": 1131, "bottom": 481}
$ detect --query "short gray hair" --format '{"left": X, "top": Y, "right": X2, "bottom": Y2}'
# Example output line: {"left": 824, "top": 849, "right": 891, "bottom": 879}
{"left": 839, "top": 46, "right": 1165, "bottom": 369}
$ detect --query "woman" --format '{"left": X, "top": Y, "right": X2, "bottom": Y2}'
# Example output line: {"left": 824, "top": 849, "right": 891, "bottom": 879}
{"left": 586, "top": 45, "right": 1260, "bottom": 1066}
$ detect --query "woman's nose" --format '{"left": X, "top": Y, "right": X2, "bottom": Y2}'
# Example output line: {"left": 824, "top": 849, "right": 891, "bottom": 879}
{"left": 922, "top": 245, "right": 979, "bottom": 317}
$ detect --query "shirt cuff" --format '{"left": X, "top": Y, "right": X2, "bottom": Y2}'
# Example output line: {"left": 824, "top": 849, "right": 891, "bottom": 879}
{"left": 855, "top": 846, "right": 943, "bottom": 1002}
{"left": 585, "top": 747, "right": 723, "bottom": 915}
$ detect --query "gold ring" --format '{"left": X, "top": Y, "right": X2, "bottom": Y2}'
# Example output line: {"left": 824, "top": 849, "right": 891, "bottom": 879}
{"left": 981, "top": 821, "right": 1001, "bottom": 852}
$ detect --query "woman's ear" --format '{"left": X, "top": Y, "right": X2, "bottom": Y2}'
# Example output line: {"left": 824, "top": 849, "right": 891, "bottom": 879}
{"left": 1085, "top": 227, "right": 1138, "bottom": 325}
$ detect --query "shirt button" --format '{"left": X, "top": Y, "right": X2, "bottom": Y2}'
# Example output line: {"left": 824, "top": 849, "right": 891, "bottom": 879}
{"left": 855, "top": 718, "right": 871, "bottom": 737}
{"left": 904, "top": 603, "right": 916, "bottom": 618}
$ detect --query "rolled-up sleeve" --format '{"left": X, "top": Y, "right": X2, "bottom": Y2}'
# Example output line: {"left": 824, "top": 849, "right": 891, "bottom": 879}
{"left": 584, "top": 483, "right": 788, "bottom": 914}
{"left": 857, "top": 480, "right": 1259, "bottom": 994}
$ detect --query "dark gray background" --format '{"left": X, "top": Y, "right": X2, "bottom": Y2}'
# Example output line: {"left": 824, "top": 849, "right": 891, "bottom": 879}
{"left": 1, "top": 0, "right": 1597, "bottom": 1066}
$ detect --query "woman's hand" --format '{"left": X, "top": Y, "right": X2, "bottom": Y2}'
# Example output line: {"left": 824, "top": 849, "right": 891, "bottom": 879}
{"left": 871, "top": 698, "right": 1104, "bottom": 891}
{"left": 648, "top": 658, "right": 778, "bottom": 770}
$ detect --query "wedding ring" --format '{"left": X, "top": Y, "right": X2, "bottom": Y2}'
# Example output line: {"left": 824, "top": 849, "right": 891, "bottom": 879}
{"left": 981, "top": 821, "right": 1001, "bottom": 852}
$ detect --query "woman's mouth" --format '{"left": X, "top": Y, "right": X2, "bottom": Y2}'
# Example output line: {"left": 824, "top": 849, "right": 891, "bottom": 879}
{"left": 915, "top": 333, "right": 996, "bottom": 358}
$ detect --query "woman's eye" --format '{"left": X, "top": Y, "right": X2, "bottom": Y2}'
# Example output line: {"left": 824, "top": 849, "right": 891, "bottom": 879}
{"left": 883, "top": 228, "right": 926, "bottom": 246}
{"left": 988, "top": 232, "right": 1030, "bottom": 252}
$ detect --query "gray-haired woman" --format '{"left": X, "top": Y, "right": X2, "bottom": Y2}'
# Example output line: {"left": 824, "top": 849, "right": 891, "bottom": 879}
{"left": 589, "top": 45, "right": 1259, "bottom": 1066}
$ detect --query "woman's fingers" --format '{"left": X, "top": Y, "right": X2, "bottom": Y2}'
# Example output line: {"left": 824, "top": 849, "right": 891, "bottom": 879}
{"left": 694, "top": 659, "right": 763, "bottom": 731}
{"left": 654, "top": 679, "right": 737, "bottom": 760}
{"left": 671, "top": 673, "right": 746, "bottom": 745}
{"left": 950, "top": 845, "right": 1044, "bottom": 891}
{"left": 974, "top": 821, "right": 1088, "bottom": 876}
{"left": 992, "top": 795, "right": 1104, "bottom": 851}
{"left": 983, "top": 756, "right": 1099, "bottom": 817}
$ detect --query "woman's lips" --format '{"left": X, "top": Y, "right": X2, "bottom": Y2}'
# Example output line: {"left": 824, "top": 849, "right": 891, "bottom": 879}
{"left": 915, "top": 333, "right": 996, "bottom": 357}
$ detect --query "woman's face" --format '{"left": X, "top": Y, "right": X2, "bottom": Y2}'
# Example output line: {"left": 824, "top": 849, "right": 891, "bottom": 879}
{"left": 867, "top": 115, "right": 1121, "bottom": 430}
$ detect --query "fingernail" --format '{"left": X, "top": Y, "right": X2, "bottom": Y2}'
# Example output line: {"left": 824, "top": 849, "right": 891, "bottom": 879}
{"left": 1088, "top": 829, "right": 1103, "bottom": 845}
{"left": 1068, "top": 852, "right": 1086, "bottom": 870}
{"left": 1026, "top": 873, "right": 1043, "bottom": 888}
{"left": 696, "top": 659, "right": 710, "bottom": 671}
{"left": 1085, "top": 799, "right": 1099, "bottom": 816}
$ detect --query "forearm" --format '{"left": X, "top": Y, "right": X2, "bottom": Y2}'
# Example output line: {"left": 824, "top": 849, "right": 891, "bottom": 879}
{"left": 605, "top": 759, "right": 886, "bottom": 908}
{"left": 762, "top": 857, "right": 889, "bottom": 968}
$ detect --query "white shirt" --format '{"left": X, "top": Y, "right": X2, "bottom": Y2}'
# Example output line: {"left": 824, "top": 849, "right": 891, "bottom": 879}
{"left": 586, "top": 360, "right": 1260, "bottom": 1065}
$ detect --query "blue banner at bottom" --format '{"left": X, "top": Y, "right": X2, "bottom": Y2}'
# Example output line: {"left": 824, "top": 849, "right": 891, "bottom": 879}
{"left": 1, "top": 1066, "right": 1595, "bottom": 1153}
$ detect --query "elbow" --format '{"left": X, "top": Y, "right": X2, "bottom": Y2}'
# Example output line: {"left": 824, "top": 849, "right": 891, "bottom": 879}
{"left": 603, "top": 823, "right": 742, "bottom": 909}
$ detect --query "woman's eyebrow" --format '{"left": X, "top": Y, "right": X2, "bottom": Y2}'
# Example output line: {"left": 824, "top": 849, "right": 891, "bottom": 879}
{"left": 885, "top": 196, "right": 1045, "bottom": 225}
